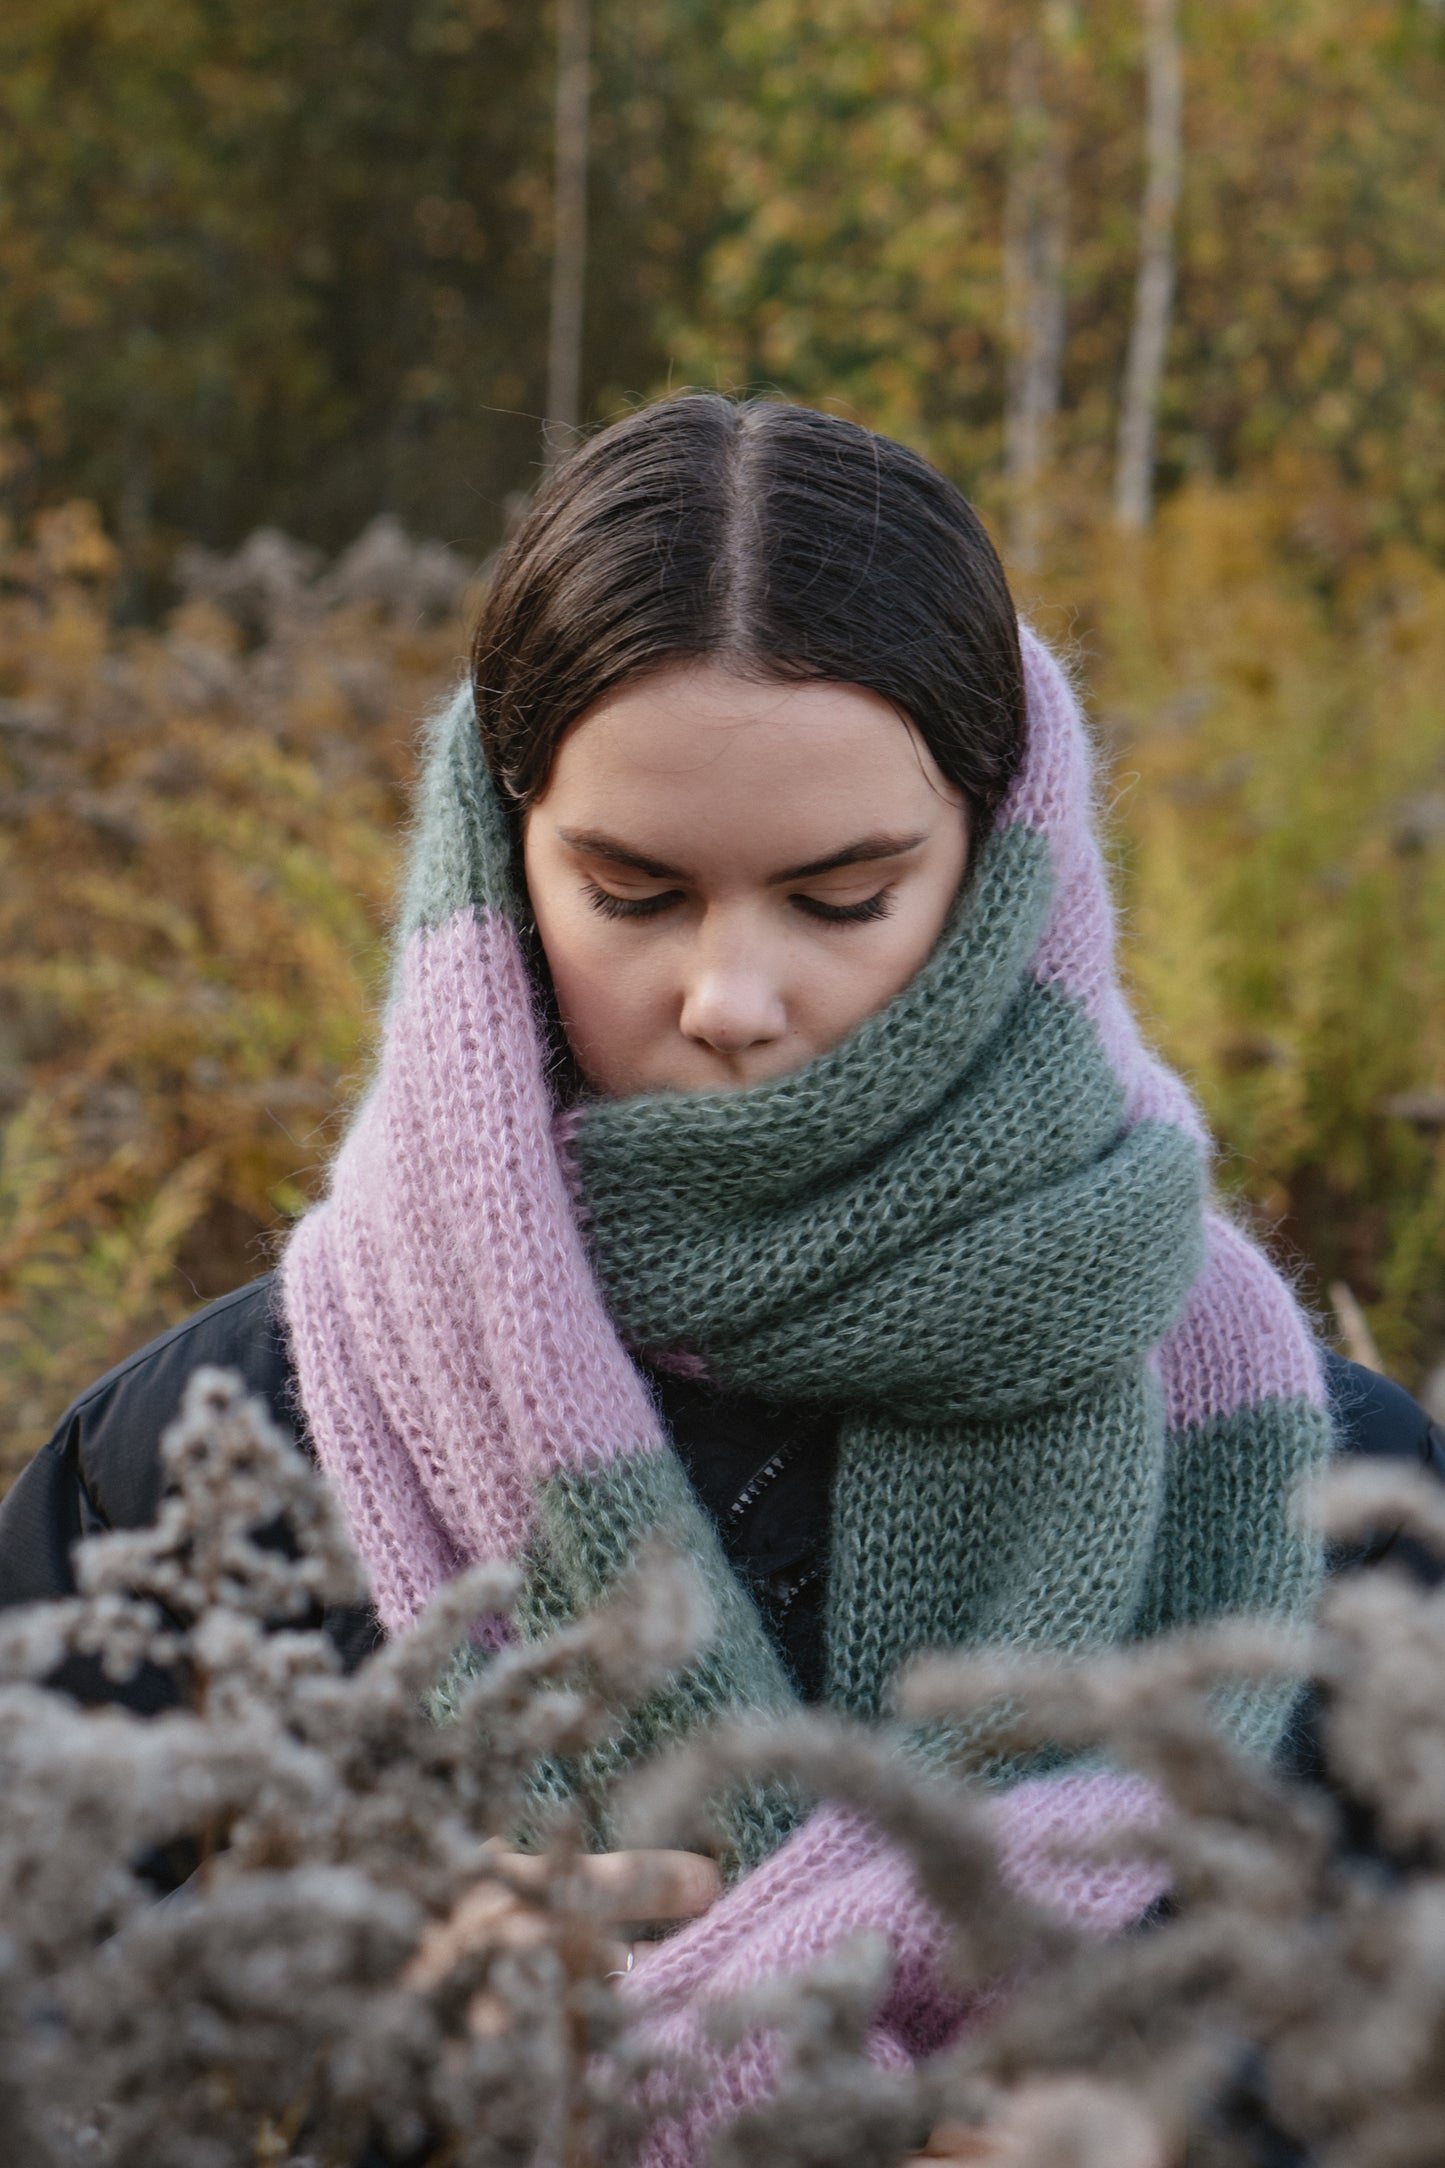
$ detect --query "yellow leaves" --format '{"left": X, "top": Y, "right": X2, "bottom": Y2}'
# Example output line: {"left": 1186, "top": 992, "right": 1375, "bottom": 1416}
{"left": 0, "top": 512, "right": 468, "bottom": 1478}
{"left": 114, "top": 1145, "right": 226, "bottom": 1315}
{"left": 1024, "top": 480, "right": 1445, "bottom": 1383}
{"left": 28, "top": 502, "right": 118, "bottom": 585}
{"left": 1121, "top": 793, "right": 1233, "bottom": 1102}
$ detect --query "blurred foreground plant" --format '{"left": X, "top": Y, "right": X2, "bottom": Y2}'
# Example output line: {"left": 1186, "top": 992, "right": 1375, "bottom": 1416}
{"left": 0, "top": 1364, "right": 718, "bottom": 2167}
{"left": 893, "top": 1461, "right": 1445, "bottom": 2167}
{"left": 3, "top": 1368, "right": 1445, "bottom": 2166}
{"left": 629, "top": 1464, "right": 1445, "bottom": 2168}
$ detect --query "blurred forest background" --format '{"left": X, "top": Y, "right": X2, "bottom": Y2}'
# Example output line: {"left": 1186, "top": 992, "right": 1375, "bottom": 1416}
{"left": 1, "top": 0, "right": 1443, "bottom": 1479}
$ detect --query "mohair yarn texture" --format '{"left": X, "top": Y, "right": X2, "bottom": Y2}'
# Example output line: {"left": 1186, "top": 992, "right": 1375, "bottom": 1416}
{"left": 281, "top": 627, "right": 1332, "bottom": 2146}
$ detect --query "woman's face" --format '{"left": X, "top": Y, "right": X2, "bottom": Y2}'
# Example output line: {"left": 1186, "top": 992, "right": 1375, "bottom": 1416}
{"left": 521, "top": 660, "right": 971, "bottom": 1096}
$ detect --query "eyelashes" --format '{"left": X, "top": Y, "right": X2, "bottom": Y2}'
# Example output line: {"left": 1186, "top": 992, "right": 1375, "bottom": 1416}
{"left": 581, "top": 882, "right": 897, "bottom": 926}
{"left": 583, "top": 883, "right": 678, "bottom": 921}
{"left": 793, "top": 889, "right": 895, "bottom": 924}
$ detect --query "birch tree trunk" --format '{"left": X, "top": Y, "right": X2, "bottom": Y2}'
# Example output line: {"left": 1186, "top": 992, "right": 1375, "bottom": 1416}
{"left": 1003, "top": 13, "right": 1069, "bottom": 571}
{"left": 1114, "top": 0, "right": 1182, "bottom": 530}
{"left": 544, "top": 0, "right": 591, "bottom": 476}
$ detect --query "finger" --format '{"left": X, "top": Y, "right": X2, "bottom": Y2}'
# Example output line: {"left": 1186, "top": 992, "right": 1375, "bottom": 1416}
{"left": 486, "top": 1846, "right": 723, "bottom": 1921}
{"left": 408, "top": 1887, "right": 633, "bottom": 1994}
{"left": 575, "top": 1848, "right": 723, "bottom": 1921}
{"left": 404, "top": 1883, "right": 546, "bottom": 1989}
{"left": 466, "top": 1939, "right": 631, "bottom": 2038}
{"left": 466, "top": 1986, "right": 511, "bottom": 2038}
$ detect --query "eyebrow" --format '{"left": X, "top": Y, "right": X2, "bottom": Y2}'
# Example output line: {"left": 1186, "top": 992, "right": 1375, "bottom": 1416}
{"left": 555, "top": 828, "right": 930, "bottom": 885}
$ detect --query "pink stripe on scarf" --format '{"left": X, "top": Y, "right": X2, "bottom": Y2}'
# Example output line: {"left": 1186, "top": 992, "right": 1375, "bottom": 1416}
{"left": 285, "top": 1206, "right": 463, "bottom": 1631}
{"left": 283, "top": 906, "right": 664, "bottom": 1633}
{"left": 1159, "top": 1214, "right": 1327, "bottom": 1426}
{"left": 628, "top": 1773, "right": 1165, "bottom": 2166}
{"left": 1008, "top": 630, "right": 1208, "bottom": 1144}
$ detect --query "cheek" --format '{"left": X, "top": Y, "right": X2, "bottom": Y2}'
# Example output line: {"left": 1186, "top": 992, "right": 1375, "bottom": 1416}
{"left": 534, "top": 901, "right": 670, "bottom": 1069}
{"left": 824, "top": 861, "right": 962, "bottom": 1015}
{"left": 811, "top": 917, "right": 941, "bottom": 1038}
{"left": 522, "top": 835, "right": 673, "bottom": 1089}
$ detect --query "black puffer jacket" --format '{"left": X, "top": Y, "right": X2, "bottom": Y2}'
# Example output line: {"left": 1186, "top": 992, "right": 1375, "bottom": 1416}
{"left": 1, "top": 1271, "right": 1441, "bottom": 1743}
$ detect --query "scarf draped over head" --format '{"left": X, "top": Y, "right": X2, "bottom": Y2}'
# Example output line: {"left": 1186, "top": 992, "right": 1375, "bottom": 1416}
{"left": 282, "top": 628, "right": 1332, "bottom": 2144}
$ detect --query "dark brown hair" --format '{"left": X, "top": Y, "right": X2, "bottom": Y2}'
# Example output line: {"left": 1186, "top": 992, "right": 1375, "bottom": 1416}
{"left": 471, "top": 393, "right": 1025, "bottom": 828}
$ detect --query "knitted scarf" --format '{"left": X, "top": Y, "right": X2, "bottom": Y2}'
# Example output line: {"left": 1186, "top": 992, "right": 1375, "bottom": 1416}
{"left": 281, "top": 628, "right": 1332, "bottom": 2145}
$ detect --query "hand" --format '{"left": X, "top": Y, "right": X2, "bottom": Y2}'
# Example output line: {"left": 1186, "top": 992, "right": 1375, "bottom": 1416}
{"left": 404, "top": 1846, "right": 723, "bottom": 2030}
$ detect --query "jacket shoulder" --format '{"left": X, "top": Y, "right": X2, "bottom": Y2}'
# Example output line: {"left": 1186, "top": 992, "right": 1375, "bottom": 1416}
{"left": 1322, "top": 1349, "right": 1444, "bottom": 1475}
{"left": 0, "top": 1275, "right": 298, "bottom": 1607}
{"left": 1321, "top": 1349, "right": 1445, "bottom": 1583}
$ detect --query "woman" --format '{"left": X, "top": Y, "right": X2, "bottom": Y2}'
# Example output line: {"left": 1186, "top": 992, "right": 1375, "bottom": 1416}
{"left": 1, "top": 395, "right": 1439, "bottom": 2154}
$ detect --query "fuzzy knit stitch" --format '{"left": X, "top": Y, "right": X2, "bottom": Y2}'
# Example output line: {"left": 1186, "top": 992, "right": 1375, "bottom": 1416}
{"left": 619, "top": 1775, "right": 1168, "bottom": 2167}
{"left": 281, "top": 627, "right": 1332, "bottom": 2145}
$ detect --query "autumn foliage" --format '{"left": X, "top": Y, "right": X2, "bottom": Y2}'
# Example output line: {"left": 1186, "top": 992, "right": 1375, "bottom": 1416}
{"left": 2, "top": 1361, "right": 1445, "bottom": 2164}
{"left": 0, "top": 508, "right": 477, "bottom": 1472}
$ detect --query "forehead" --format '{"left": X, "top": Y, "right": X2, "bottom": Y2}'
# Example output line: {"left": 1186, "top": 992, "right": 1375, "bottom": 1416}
{"left": 536, "top": 662, "right": 952, "bottom": 851}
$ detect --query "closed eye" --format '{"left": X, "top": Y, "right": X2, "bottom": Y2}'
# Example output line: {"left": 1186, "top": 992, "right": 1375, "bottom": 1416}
{"left": 791, "top": 887, "right": 895, "bottom": 924}
{"left": 582, "top": 881, "right": 897, "bottom": 925}
{"left": 583, "top": 881, "right": 682, "bottom": 921}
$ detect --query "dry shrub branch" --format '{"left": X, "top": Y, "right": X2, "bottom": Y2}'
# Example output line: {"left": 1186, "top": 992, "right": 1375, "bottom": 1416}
{"left": 0, "top": 1369, "right": 1443, "bottom": 2166}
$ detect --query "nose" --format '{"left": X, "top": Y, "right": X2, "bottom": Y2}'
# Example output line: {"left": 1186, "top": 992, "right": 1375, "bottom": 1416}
{"left": 678, "top": 924, "right": 788, "bottom": 1055}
